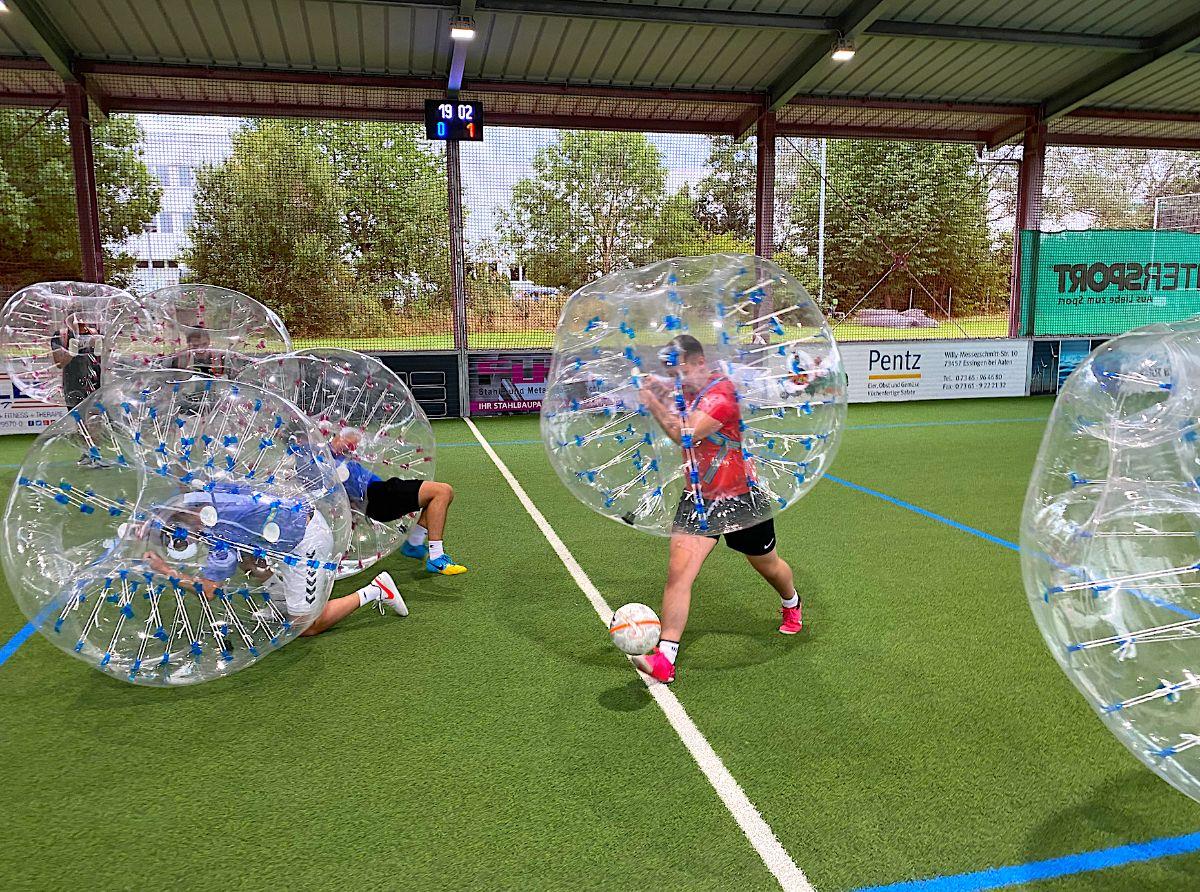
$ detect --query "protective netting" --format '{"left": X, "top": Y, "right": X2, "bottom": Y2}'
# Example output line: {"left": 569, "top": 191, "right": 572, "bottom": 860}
{"left": 774, "top": 136, "right": 1017, "bottom": 341}
{"left": 1023, "top": 147, "right": 1200, "bottom": 338}
{"left": 117, "top": 114, "right": 453, "bottom": 351}
{"left": 465, "top": 127, "right": 758, "bottom": 350}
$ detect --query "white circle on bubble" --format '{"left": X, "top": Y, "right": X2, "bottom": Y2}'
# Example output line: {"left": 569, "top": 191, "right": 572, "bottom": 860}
{"left": 199, "top": 505, "right": 218, "bottom": 527}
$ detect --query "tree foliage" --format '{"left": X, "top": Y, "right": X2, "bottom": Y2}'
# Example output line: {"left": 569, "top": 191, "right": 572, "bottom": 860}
{"left": 1043, "top": 147, "right": 1200, "bottom": 229}
{"left": 499, "top": 131, "right": 667, "bottom": 286}
{"left": 185, "top": 120, "right": 449, "bottom": 336}
{"left": 0, "top": 110, "right": 160, "bottom": 290}
{"left": 785, "top": 141, "right": 1009, "bottom": 313}
{"left": 693, "top": 136, "right": 755, "bottom": 241}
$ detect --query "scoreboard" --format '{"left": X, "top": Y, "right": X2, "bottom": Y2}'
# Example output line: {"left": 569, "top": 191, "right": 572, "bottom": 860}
{"left": 424, "top": 100, "right": 484, "bottom": 141}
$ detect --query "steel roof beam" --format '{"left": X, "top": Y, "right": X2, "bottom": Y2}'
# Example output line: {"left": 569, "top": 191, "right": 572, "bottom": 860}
{"left": 767, "top": 0, "right": 896, "bottom": 112}
{"left": 865, "top": 20, "right": 1146, "bottom": 52}
{"left": 1043, "top": 9, "right": 1200, "bottom": 120}
{"left": 5, "top": 0, "right": 106, "bottom": 114}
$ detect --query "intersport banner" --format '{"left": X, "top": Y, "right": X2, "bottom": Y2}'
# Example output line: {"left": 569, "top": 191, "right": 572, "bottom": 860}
{"left": 1022, "top": 229, "right": 1200, "bottom": 335}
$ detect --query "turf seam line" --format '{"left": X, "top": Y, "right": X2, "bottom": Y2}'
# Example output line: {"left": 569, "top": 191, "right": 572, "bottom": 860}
{"left": 463, "top": 417, "right": 814, "bottom": 892}
{"left": 851, "top": 828, "right": 1200, "bottom": 892}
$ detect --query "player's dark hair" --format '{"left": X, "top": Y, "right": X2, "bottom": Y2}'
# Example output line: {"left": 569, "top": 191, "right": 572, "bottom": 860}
{"left": 670, "top": 335, "right": 705, "bottom": 360}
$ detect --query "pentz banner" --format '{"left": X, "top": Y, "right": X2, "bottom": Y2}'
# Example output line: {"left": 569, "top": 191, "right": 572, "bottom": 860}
{"left": 0, "top": 374, "right": 62, "bottom": 435}
{"left": 1022, "top": 229, "right": 1200, "bottom": 335}
{"left": 469, "top": 352, "right": 550, "bottom": 415}
{"left": 840, "top": 340, "right": 1030, "bottom": 403}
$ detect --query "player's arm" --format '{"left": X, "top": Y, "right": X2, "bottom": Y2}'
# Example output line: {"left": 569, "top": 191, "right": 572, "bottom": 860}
{"left": 143, "top": 550, "right": 220, "bottom": 600}
{"left": 49, "top": 332, "right": 71, "bottom": 369}
{"left": 642, "top": 390, "right": 722, "bottom": 445}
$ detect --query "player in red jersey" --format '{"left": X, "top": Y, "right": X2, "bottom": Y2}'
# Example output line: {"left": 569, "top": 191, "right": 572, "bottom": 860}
{"left": 633, "top": 334, "right": 803, "bottom": 684}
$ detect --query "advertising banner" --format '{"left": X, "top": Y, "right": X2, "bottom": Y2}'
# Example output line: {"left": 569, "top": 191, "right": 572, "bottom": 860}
{"left": 0, "top": 374, "right": 62, "bottom": 435}
{"left": 1022, "top": 229, "right": 1200, "bottom": 335}
{"left": 469, "top": 352, "right": 551, "bottom": 415}
{"left": 841, "top": 339, "right": 1030, "bottom": 402}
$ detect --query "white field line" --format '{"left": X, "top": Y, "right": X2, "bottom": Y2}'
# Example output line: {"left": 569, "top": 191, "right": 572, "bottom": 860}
{"left": 463, "top": 418, "right": 813, "bottom": 892}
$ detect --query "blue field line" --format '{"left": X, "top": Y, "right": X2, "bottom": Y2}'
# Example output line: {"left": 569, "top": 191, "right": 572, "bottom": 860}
{"left": 854, "top": 829, "right": 1200, "bottom": 892}
{"left": 0, "top": 621, "right": 37, "bottom": 667}
{"left": 825, "top": 475, "right": 1020, "bottom": 552}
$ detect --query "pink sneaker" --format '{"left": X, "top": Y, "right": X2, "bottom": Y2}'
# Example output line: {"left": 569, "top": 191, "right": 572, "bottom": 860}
{"left": 779, "top": 604, "right": 803, "bottom": 635}
{"left": 632, "top": 648, "right": 676, "bottom": 684}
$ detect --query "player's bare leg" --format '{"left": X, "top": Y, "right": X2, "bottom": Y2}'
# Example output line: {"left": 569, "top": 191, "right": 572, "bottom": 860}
{"left": 746, "top": 549, "right": 803, "bottom": 634}
{"left": 300, "top": 571, "right": 407, "bottom": 636}
{"left": 417, "top": 481, "right": 466, "bottom": 575}
{"left": 633, "top": 533, "right": 717, "bottom": 683}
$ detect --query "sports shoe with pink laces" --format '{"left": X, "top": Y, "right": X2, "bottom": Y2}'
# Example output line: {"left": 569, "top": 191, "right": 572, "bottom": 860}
{"left": 632, "top": 647, "right": 676, "bottom": 684}
{"left": 779, "top": 604, "right": 803, "bottom": 635}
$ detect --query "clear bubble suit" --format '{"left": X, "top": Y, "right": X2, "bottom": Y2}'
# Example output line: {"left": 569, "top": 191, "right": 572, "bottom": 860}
{"left": 1022, "top": 318, "right": 1200, "bottom": 802}
{"left": 106, "top": 283, "right": 291, "bottom": 379}
{"left": 239, "top": 348, "right": 435, "bottom": 579}
{"left": 0, "top": 281, "right": 142, "bottom": 407}
{"left": 542, "top": 254, "right": 846, "bottom": 536}
{"left": 2, "top": 371, "right": 353, "bottom": 686}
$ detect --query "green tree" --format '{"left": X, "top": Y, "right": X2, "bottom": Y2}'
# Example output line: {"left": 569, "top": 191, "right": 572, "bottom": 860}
{"left": 0, "top": 110, "right": 160, "bottom": 290}
{"left": 185, "top": 121, "right": 350, "bottom": 336}
{"left": 500, "top": 131, "right": 667, "bottom": 288}
{"left": 649, "top": 184, "right": 754, "bottom": 259}
{"left": 790, "top": 141, "right": 1008, "bottom": 315}
{"left": 693, "top": 135, "right": 756, "bottom": 241}
{"left": 185, "top": 120, "right": 450, "bottom": 335}
{"left": 1043, "top": 147, "right": 1200, "bottom": 229}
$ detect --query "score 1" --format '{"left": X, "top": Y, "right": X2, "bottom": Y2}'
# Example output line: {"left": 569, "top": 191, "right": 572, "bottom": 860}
{"left": 424, "top": 100, "right": 484, "bottom": 141}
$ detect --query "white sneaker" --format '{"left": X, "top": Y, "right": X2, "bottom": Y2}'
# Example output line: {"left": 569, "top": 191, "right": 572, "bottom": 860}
{"left": 370, "top": 571, "right": 408, "bottom": 617}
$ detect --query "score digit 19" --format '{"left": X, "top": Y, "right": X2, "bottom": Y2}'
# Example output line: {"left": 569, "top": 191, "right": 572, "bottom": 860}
{"left": 424, "top": 100, "right": 484, "bottom": 141}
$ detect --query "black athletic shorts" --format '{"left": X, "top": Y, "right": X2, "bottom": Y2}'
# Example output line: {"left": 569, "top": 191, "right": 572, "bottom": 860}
{"left": 672, "top": 491, "right": 778, "bottom": 556}
{"left": 365, "top": 478, "right": 424, "bottom": 522}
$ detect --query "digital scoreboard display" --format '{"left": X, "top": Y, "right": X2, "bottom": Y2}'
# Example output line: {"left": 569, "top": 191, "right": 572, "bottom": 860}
{"left": 424, "top": 100, "right": 484, "bottom": 141}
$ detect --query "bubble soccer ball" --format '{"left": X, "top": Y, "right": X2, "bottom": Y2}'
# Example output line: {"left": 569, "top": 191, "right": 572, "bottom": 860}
{"left": 2, "top": 372, "right": 352, "bottom": 686}
{"left": 542, "top": 254, "right": 846, "bottom": 537}
{"left": 608, "top": 602, "right": 661, "bottom": 655}
{"left": 106, "top": 284, "right": 291, "bottom": 378}
{"left": 239, "top": 348, "right": 435, "bottom": 579}
{"left": 1022, "top": 320, "right": 1200, "bottom": 802}
{"left": 0, "top": 281, "right": 141, "bottom": 408}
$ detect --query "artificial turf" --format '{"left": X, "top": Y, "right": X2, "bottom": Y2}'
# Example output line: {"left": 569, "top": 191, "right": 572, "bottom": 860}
{"left": 2, "top": 396, "right": 1199, "bottom": 891}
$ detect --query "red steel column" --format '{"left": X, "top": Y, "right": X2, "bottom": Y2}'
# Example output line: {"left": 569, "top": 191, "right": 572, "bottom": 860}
{"left": 755, "top": 111, "right": 776, "bottom": 258}
{"left": 1010, "top": 116, "right": 1046, "bottom": 337}
{"left": 65, "top": 82, "right": 104, "bottom": 282}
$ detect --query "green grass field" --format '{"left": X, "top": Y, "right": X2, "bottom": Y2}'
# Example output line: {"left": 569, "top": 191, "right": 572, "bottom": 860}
{"left": 2, "top": 396, "right": 1199, "bottom": 891}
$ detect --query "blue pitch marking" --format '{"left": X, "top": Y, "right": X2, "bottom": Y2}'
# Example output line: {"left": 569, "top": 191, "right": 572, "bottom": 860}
{"left": 854, "top": 830, "right": 1200, "bottom": 892}
{"left": 825, "top": 475, "right": 1020, "bottom": 552}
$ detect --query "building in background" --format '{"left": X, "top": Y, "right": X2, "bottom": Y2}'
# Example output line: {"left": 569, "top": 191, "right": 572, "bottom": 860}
{"left": 120, "top": 116, "right": 237, "bottom": 293}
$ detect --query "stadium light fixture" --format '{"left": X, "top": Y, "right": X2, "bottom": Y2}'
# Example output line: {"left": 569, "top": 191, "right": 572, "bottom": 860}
{"left": 831, "top": 38, "right": 856, "bottom": 62}
{"left": 450, "top": 15, "right": 476, "bottom": 41}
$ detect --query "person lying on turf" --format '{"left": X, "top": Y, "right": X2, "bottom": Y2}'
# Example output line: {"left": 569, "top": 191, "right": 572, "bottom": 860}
{"left": 632, "top": 334, "right": 803, "bottom": 684}
{"left": 330, "top": 429, "right": 468, "bottom": 576}
{"left": 143, "top": 487, "right": 408, "bottom": 637}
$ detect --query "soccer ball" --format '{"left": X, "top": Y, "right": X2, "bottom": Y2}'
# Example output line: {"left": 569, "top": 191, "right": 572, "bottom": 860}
{"left": 608, "top": 602, "right": 661, "bottom": 655}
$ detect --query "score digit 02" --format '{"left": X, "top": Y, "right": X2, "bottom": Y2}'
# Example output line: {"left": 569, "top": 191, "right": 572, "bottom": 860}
{"left": 424, "top": 100, "right": 484, "bottom": 141}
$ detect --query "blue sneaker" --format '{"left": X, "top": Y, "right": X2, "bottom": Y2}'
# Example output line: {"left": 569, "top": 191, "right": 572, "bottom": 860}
{"left": 400, "top": 541, "right": 428, "bottom": 560}
{"left": 426, "top": 554, "right": 467, "bottom": 575}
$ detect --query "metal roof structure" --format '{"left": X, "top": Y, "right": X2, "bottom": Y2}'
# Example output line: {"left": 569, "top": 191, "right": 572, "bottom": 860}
{"left": 2, "top": 0, "right": 1200, "bottom": 147}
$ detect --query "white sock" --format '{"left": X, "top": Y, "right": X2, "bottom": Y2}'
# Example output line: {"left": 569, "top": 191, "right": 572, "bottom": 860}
{"left": 429, "top": 540, "right": 445, "bottom": 561}
{"left": 658, "top": 639, "right": 680, "bottom": 664}
{"left": 358, "top": 584, "right": 382, "bottom": 607}
{"left": 781, "top": 592, "right": 800, "bottom": 609}
{"left": 407, "top": 524, "right": 427, "bottom": 547}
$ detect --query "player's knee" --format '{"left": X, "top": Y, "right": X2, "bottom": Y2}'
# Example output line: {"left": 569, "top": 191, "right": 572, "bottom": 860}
{"left": 429, "top": 481, "right": 454, "bottom": 503}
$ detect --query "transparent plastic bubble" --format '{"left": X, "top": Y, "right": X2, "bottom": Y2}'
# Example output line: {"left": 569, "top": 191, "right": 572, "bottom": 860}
{"left": 0, "top": 281, "right": 140, "bottom": 407}
{"left": 1022, "top": 319, "right": 1200, "bottom": 801}
{"left": 2, "top": 372, "right": 352, "bottom": 686}
{"left": 542, "top": 254, "right": 846, "bottom": 536}
{"left": 106, "top": 284, "right": 291, "bottom": 378}
{"left": 239, "top": 348, "right": 435, "bottom": 579}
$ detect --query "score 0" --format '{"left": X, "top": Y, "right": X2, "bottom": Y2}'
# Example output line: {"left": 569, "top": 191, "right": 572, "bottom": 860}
{"left": 424, "top": 100, "right": 484, "bottom": 141}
